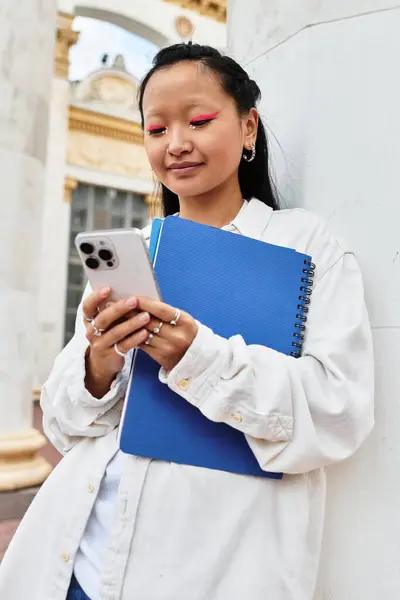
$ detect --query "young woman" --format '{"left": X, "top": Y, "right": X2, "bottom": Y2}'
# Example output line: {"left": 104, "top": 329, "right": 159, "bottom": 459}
{"left": 0, "top": 43, "right": 374, "bottom": 600}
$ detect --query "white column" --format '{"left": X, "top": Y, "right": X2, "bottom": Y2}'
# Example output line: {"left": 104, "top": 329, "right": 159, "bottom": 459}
{"left": 0, "top": 0, "right": 57, "bottom": 489}
{"left": 35, "top": 13, "right": 79, "bottom": 389}
{"left": 228, "top": 2, "right": 400, "bottom": 598}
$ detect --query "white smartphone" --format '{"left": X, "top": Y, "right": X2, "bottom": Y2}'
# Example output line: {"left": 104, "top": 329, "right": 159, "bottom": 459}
{"left": 75, "top": 228, "right": 161, "bottom": 302}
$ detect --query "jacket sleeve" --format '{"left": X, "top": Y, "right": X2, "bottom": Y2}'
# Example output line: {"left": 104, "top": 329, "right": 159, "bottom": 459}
{"left": 40, "top": 286, "right": 131, "bottom": 455}
{"left": 161, "top": 252, "right": 375, "bottom": 474}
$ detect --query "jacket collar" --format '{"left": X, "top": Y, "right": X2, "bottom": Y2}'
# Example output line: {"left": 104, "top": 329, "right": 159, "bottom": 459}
{"left": 229, "top": 198, "right": 273, "bottom": 239}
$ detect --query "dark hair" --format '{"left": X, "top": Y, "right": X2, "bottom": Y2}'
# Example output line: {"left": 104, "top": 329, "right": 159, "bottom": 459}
{"left": 138, "top": 42, "right": 279, "bottom": 215}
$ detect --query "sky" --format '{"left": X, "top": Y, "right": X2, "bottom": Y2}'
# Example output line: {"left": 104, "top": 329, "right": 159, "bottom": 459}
{"left": 69, "top": 17, "right": 159, "bottom": 82}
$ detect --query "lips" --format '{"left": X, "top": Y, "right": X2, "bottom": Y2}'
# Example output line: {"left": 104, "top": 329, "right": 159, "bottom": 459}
{"left": 168, "top": 162, "right": 204, "bottom": 170}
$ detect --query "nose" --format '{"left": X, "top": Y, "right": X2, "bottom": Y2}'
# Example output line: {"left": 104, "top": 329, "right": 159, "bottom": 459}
{"left": 167, "top": 126, "right": 193, "bottom": 156}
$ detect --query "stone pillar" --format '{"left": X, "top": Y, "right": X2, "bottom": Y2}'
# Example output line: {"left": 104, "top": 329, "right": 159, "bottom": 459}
{"left": 0, "top": 0, "right": 57, "bottom": 489}
{"left": 228, "top": 2, "right": 400, "bottom": 598}
{"left": 34, "top": 13, "right": 79, "bottom": 391}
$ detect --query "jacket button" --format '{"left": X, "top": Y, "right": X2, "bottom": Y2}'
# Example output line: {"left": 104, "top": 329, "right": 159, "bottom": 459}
{"left": 178, "top": 378, "right": 190, "bottom": 391}
{"left": 232, "top": 413, "right": 243, "bottom": 423}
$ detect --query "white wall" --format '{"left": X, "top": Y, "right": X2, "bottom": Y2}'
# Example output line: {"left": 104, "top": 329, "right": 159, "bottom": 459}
{"left": 229, "top": 1, "right": 400, "bottom": 598}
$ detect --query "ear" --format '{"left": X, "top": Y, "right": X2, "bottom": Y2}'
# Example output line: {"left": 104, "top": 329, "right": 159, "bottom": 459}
{"left": 242, "top": 108, "right": 259, "bottom": 149}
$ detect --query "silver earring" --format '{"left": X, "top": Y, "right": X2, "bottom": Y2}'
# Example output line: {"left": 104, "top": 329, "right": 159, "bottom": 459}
{"left": 242, "top": 143, "right": 256, "bottom": 162}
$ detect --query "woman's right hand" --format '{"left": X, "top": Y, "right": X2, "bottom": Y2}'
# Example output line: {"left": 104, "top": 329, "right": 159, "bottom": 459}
{"left": 82, "top": 287, "right": 151, "bottom": 398}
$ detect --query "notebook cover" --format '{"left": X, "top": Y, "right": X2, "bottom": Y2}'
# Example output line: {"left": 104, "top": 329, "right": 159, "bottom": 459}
{"left": 119, "top": 217, "right": 313, "bottom": 479}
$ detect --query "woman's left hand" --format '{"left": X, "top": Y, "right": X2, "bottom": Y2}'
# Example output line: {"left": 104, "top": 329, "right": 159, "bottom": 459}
{"left": 136, "top": 296, "right": 198, "bottom": 372}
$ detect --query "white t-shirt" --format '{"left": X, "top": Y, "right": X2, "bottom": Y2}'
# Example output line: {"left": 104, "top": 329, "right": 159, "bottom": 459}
{"left": 74, "top": 449, "right": 122, "bottom": 599}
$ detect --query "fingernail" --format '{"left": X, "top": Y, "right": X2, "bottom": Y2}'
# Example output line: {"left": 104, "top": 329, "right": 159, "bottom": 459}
{"left": 139, "top": 312, "right": 149, "bottom": 322}
{"left": 101, "top": 286, "right": 110, "bottom": 297}
{"left": 105, "top": 302, "right": 113, "bottom": 308}
{"left": 125, "top": 296, "right": 137, "bottom": 308}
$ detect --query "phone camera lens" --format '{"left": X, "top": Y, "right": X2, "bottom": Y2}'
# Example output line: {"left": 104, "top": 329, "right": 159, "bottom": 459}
{"left": 107, "top": 261, "right": 113, "bottom": 267}
{"left": 85, "top": 257, "right": 100, "bottom": 270}
{"left": 98, "top": 248, "right": 113, "bottom": 261}
{"left": 80, "top": 242, "right": 94, "bottom": 255}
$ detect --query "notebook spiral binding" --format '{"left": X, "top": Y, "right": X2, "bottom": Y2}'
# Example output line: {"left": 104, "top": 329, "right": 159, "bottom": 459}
{"left": 291, "top": 259, "right": 316, "bottom": 358}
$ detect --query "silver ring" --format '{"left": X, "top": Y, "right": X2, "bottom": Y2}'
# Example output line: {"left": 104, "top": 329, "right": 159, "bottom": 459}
{"left": 169, "top": 309, "right": 181, "bottom": 327}
{"left": 152, "top": 321, "right": 164, "bottom": 335}
{"left": 145, "top": 333, "right": 154, "bottom": 345}
{"left": 82, "top": 311, "right": 94, "bottom": 323}
{"left": 91, "top": 321, "right": 106, "bottom": 337}
{"left": 114, "top": 343, "right": 127, "bottom": 358}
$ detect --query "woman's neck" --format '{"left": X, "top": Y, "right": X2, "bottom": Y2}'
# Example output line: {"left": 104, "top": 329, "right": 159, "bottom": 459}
{"left": 178, "top": 179, "right": 244, "bottom": 229}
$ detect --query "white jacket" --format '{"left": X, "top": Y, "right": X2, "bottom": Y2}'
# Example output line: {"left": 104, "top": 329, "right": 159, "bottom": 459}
{"left": 0, "top": 199, "right": 374, "bottom": 600}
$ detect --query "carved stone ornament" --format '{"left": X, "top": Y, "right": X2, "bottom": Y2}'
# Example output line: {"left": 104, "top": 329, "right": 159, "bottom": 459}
{"left": 71, "top": 68, "right": 140, "bottom": 116}
{"left": 64, "top": 177, "right": 78, "bottom": 203}
{"left": 94, "top": 76, "right": 136, "bottom": 109}
{"left": 175, "top": 15, "right": 195, "bottom": 39}
{"left": 67, "top": 127, "right": 152, "bottom": 179}
{"left": 55, "top": 12, "right": 80, "bottom": 79}
{"left": 164, "top": 0, "right": 226, "bottom": 23}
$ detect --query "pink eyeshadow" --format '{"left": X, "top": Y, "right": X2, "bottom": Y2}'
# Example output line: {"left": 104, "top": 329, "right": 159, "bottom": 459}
{"left": 190, "top": 111, "right": 220, "bottom": 123}
{"left": 147, "top": 125, "right": 164, "bottom": 132}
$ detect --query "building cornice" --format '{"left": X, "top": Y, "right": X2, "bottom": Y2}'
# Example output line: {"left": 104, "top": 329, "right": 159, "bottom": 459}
{"left": 68, "top": 106, "right": 144, "bottom": 145}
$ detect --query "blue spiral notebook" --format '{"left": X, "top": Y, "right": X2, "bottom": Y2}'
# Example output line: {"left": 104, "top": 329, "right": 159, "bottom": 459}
{"left": 119, "top": 216, "right": 314, "bottom": 479}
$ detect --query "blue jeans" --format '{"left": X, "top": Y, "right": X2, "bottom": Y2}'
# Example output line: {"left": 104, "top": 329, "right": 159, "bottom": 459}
{"left": 66, "top": 574, "right": 91, "bottom": 600}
